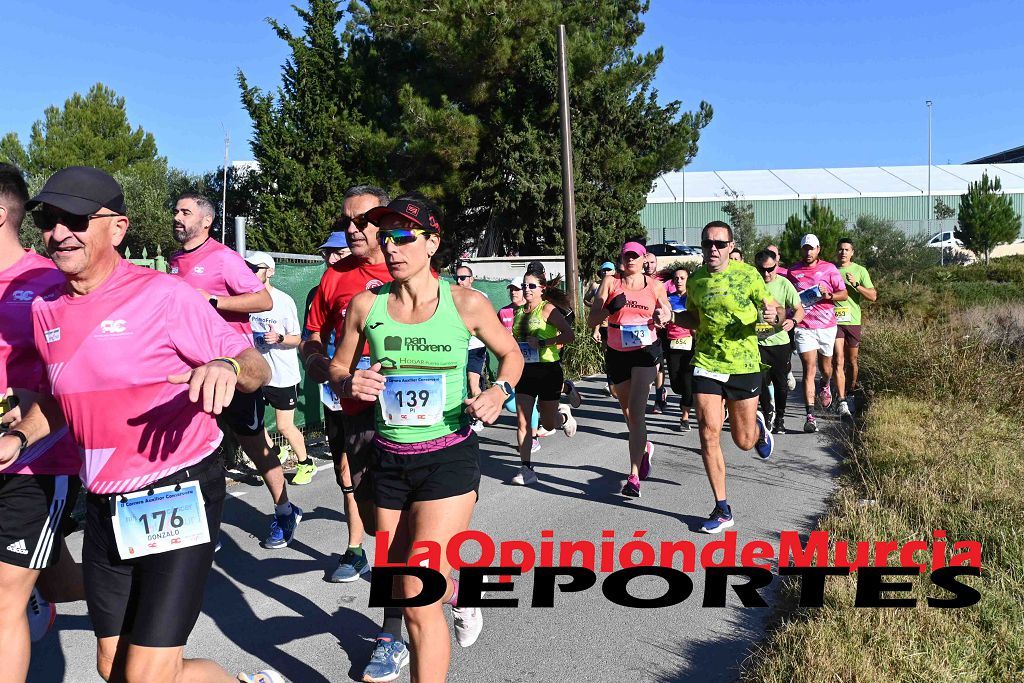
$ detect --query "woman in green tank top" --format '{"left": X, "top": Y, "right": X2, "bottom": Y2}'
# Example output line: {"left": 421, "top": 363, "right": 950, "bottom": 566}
{"left": 509, "top": 271, "right": 577, "bottom": 486}
{"left": 328, "top": 194, "right": 523, "bottom": 683}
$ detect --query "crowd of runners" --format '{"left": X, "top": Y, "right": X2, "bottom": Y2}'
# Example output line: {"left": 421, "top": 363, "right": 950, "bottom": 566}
{"left": 0, "top": 164, "right": 876, "bottom": 683}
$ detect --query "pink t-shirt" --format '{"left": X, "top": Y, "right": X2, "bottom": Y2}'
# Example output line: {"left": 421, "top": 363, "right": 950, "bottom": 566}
{"left": 498, "top": 304, "right": 517, "bottom": 332}
{"left": 787, "top": 260, "right": 846, "bottom": 330}
{"left": 169, "top": 238, "right": 265, "bottom": 339}
{"left": 0, "top": 251, "right": 80, "bottom": 475}
{"left": 31, "top": 260, "right": 249, "bottom": 494}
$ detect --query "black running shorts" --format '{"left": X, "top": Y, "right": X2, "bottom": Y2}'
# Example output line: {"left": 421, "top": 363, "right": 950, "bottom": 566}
{"left": 262, "top": 384, "right": 299, "bottom": 411}
{"left": 0, "top": 474, "right": 81, "bottom": 570}
{"left": 604, "top": 345, "right": 662, "bottom": 386}
{"left": 373, "top": 432, "right": 481, "bottom": 511}
{"left": 692, "top": 370, "right": 762, "bottom": 402}
{"left": 516, "top": 362, "right": 564, "bottom": 401}
{"left": 325, "top": 408, "right": 376, "bottom": 501}
{"left": 223, "top": 388, "right": 266, "bottom": 437}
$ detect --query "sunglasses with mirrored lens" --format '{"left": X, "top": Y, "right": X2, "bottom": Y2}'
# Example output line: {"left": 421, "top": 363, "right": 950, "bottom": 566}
{"left": 701, "top": 239, "right": 731, "bottom": 251}
{"left": 378, "top": 228, "right": 427, "bottom": 246}
{"left": 33, "top": 211, "right": 121, "bottom": 232}
{"left": 522, "top": 283, "right": 541, "bottom": 290}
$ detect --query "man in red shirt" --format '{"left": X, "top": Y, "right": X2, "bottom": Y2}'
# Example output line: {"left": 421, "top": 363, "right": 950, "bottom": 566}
{"left": 169, "top": 193, "right": 302, "bottom": 551}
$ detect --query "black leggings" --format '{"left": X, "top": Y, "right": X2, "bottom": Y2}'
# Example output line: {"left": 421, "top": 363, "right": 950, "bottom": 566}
{"left": 664, "top": 348, "right": 694, "bottom": 409}
{"left": 759, "top": 343, "right": 792, "bottom": 418}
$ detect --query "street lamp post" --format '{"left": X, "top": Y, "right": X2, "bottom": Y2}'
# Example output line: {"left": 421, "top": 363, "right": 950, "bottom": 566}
{"left": 927, "top": 100, "right": 936, "bottom": 265}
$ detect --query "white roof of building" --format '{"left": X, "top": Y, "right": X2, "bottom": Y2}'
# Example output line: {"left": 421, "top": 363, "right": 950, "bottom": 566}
{"left": 649, "top": 163, "right": 1024, "bottom": 203}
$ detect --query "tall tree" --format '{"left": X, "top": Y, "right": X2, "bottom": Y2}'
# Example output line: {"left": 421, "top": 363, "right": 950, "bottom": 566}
{"left": 777, "top": 200, "right": 847, "bottom": 264}
{"left": 239, "top": 0, "right": 712, "bottom": 271}
{"left": 957, "top": 172, "right": 1022, "bottom": 265}
{"left": 721, "top": 188, "right": 758, "bottom": 258}
{"left": 933, "top": 197, "right": 956, "bottom": 221}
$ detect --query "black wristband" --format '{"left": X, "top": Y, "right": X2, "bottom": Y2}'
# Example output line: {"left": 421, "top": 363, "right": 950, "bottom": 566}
{"left": 209, "top": 297, "right": 219, "bottom": 309}
{"left": 6, "top": 430, "right": 28, "bottom": 452}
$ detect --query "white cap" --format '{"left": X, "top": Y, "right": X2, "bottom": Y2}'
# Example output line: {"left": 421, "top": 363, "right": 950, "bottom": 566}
{"left": 245, "top": 251, "right": 276, "bottom": 272}
{"left": 800, "top": 234, "right": 820, "bottom": 249}
{"left": 506, "top": 279, "right": 522, "bottom": 290}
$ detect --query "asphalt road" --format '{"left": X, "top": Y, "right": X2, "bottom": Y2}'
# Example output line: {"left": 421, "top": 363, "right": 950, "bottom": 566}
{"left": 30, "top": 369, "right": 842, "bottom": 682}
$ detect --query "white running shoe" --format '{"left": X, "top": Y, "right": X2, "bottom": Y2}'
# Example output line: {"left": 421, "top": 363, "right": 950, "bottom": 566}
{"left": 237, "top": 671, "right": 286, "bottom": 683}
{"left": 536, "top": 426, "right": 555, "bottom": 437}
{"left": 452, "top": 604, "right": 483, "bottom": 647}
{"left": 511, "top": 465, "right": 538, "bottom": 486}
{"left": 558, "top": 405, "right": 577, "bottom": 437}
{"left": 27, "top": 588, "right": 55, "bottom": 643}
{"left": 470, "top": 419, "right": 485, "bottom": 433}
{"left": 838, "top": 400, "right": 852, "bottom": 417}
{"left": 787, "top": 371, "right": 797, "bottom": 392}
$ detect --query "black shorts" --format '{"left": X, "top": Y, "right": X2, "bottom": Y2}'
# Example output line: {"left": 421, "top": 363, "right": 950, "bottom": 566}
{"left": 263, "top": 384, "right": 299, "bottom": 411}
{"left": 0, "top": 474, "right": 81, "bottom": 570}
{"left": 516, "top": 362, "right": 564, "bottom": 401}
{"left": 604, "top": 345, "right": 663, "bottom": 386}
{"left": 692, "top": 370, "right": 762, "bottom": 402}
{"left": 836, "top": 324, "right": 862, "bottom": 348}
{"left": 325, "top": 408, "right": 376, "bottom": 501}
{"left": 466, "top": 347, "right": 487, "bottom": 376}
{"left": 82, "top": 453, "right": 225, "bottom": 647}
{"left": 223, "top": 388, "right": 266, "bottom": 436}
{"left": 373, "top": 433, "right": 481, "bottom": 511}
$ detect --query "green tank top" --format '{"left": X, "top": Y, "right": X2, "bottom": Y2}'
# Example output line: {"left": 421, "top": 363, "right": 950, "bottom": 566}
{"left": 364, "top": 281, "right": 471, "bottom": 443}
{"left": 513, "top": 304, "right": 560, "bottom": 363}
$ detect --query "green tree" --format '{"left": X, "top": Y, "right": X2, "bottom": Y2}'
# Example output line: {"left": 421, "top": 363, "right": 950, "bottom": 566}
{"left": 957, "top": 172, "right": 1022, "bottom": 265}
{"left": 851, "top": 214, "right": 936, "bottom": 277}
{"left": 934, "top": 197, "right": 956, "bottom": 221}
{"left": 239, "top": 0, "right": 712, "bottom": 270}
{"left": 777, "top": 200, "right": 847, "bottom": 263}
{"left": 721, "top": 188, "right": 758, "bottom": 258}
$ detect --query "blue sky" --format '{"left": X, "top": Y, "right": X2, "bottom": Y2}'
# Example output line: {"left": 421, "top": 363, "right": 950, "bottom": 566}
{"left": 3, "top": 1, "right": 1021, "bottom": 174}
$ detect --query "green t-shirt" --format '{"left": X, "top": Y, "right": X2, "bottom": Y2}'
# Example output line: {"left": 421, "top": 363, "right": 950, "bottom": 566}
{"left": 837, "top": 263, "right": 873, "bottom": 326}
{"left": 687, "top": 260, "right": 771, "bottom": 375}
{"left": 759, "top": 277, "right": 800, "bottom": 347}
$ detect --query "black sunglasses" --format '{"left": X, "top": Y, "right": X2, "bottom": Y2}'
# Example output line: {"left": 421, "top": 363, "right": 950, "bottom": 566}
{"left": 246, "top": 262, "right": 269, "bottom": 274}
{"left": 757, "top": 264, "right": 777, "bottom": 273}
{"left": 701, "top": 239, "right": 731, "bottom": 251}
{"left": 336, "top": 213, "right": 369, "bottom": 231}
{"left": 455, "top": 274, "right": 473, "bottom": 281}
{"left": 33, "top": 210, "right": 121, "bottom": 232}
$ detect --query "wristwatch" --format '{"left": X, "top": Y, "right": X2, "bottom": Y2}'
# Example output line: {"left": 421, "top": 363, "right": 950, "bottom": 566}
{"left": 495, "top": 381, "right": 514, "bottom": 398}
{"left": 4, "top": 430, "right": 28, "bottom": 452}
{"left": 209, "top": 296, "right": 219, "bottom": 309}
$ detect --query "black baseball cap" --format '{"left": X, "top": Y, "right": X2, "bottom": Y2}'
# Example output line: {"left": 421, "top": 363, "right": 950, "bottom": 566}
{"left": 526, "top": 260, "right": 546, "bottom": 277}
{"left": 364, "top": 197, "right": 442, "bottom": 234}
{"left": 26, "top": 166, "right": 126, "bottom": 215}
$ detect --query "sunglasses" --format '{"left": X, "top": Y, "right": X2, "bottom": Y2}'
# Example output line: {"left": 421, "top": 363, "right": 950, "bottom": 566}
{"left": 758, "top": 265, "right": 777, "bottom": 273}
{"left": 522, "top": 283, "right": 541, "bottom": 290}
{"left": 33, "top": 210, "right": 121, "bottom": 232}
{"left": 378, "top": 228, "right": 431, "bottom": 246}
{"left": 701, "top": 239, "right": 731, "bottom": 251}
{"left": 336, "top": 213, "right": 369, "bottom": 231}
{"left": 455, "top": 274, "right": 473, "bottom": 281}
{"left": 247, "top": 262, "right": 269, "bottom": 274}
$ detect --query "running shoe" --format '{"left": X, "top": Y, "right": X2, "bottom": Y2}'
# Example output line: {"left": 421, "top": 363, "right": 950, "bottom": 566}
{"left": 621, "top": 474, "right": 641, "bottom": 498}
{"left": 330, "top": 548, "right": 370, "bottom": 582}
{"left": 651, "top": 401, "right": 663, "bottom": 415}
{"left": 237, "top": 671, "right": 286, "bottom": 683}
{"left": 273, "top": 444, "right": 287, "bottom": 465}
{"left": 677, "top": 417, "right": 691, "bottom": 432}
{"left": 291, "top": 461, "right": 317, "bottom": 485}
{"left": 27, "top": 588, "right": 55, "bottom": 643}
{"left": 817, "top": 383, "right": 833, "bottom": 410}
{"left": 558, "top": 405, "right": 577, "bottom": 437}
{"left": 470, "top": 419, "right": 485, "bottom": 433}
{"left": 838, "top": 399, "right": 852, "bottom": 418}
{"left": 602, "top": 385, "right": 612, "bottom": 397}
{"left": 773, "top": 419, "right": 786, "bottom": 435}
{"left": 511, "top": 465, "right": 538, "bottom": 486}
{"left": 362, "top": 633, "right": 410, "bottom": 682}
{"left": 803, "top": 414, "right": 818, "bottom": 433}
{"left": 452, "top": 603, "right": 483, "bottom": 647}
{"left": 700, "top": 505, "right": 734, "bottom": 534}
{"left": 530, "top": 438, "right": 540, "bottom": 453}
{"left": 754, "top": 411, "right": 774, "bottom": 460}
{"left": 638, "top": 441, "right": 654, "bottom": 481}
{"left": 264, "top": 504, "right": 303, "bottom": 549}
{"left": 536, "top": 426, "right": 555, "bottom": 437}
{"left": 786, "top": 371, "right": 797, "bottom": 391}
{"left": 563, "top": 380, "right": 583, "bottom": 409}
{"left": 763, "top": 407, "right": 775, "bottom": 430}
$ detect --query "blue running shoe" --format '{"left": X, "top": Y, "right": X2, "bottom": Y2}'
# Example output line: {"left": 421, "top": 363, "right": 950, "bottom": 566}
{"left": 754, "top": 410, "right": 774, "bottom": 460}
{"left": 361, "top": 633, "right": 410, "bottom": 683}
{"left": 264, "top": 504, "right": 303, "bottom": 549}
{"left": 700, "top": 505, "right": 734, "bottom": 534}
{"left": 330, "top": 548, "right": 370, "bottom": 583}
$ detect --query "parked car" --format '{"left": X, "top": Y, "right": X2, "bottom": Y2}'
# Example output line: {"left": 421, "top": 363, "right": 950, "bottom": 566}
{"left": 647, "top": 243, "right": 688, "bottom": 256}
{"left": 924, "top": 231, "right": 964, "bottom": 250}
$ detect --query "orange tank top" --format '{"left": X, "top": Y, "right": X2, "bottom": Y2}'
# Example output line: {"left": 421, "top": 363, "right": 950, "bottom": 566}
{"left": 607, "top": 275, "right": 658, "bottom": 351}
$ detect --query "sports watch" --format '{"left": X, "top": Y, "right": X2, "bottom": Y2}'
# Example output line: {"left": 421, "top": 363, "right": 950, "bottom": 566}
{"left": 495, "top": 381, "right": 515, "bottom": 398}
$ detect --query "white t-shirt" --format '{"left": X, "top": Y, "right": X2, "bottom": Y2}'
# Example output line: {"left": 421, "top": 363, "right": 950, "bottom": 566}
{"left": 250, "top": 287, "right": 302, "bottom": 387}
{"left": 468, "top": 288, "right": 489, "bottom": 349}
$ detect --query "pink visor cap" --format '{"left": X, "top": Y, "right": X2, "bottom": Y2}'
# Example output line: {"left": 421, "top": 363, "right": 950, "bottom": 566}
{"left": 621, "top": 241, "right": 647, "bottom": 257}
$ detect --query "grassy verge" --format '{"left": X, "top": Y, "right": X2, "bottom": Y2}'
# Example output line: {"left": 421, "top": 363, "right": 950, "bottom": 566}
{"left": 740, "top": 307, "right": 1024, "bottom": 681}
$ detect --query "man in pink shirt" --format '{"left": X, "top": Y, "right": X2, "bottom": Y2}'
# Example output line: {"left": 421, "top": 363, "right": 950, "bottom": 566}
{"left": 786, "top": 233, "right": 848, "bottom": 433}
{"left": 169, "top": 193, "right": 301, "bottom": 551}
{"left": 2, "top": 166, "right": 281, "bottom": 682}
{"left": 0, "top": 163, "right": 84, "bottom": 681}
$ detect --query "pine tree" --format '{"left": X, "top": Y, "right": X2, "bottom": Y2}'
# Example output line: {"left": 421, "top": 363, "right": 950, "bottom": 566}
{"left": 957, "top": 172, "right": 1021, "bottom": 265}
{"left": 777, "top": 200, "right": 847, "bottom": 264}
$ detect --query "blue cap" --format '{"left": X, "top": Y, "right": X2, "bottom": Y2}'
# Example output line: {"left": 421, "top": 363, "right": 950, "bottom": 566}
{"left": 318, "top": 231, "right": 348, "bottom": 250}
{"left": 599, "top": 261, "right": 616, "bottom": 272}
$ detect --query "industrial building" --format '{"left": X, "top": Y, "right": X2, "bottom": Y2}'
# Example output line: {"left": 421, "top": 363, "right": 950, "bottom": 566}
{"left": 641, "top": 162, "right": 1024, "bottom": 245}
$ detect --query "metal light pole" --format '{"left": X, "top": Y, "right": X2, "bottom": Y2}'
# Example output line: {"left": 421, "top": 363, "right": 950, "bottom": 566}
{"left": 681, "top": 163, "right": 687, "bottom": 244}
{"left": 927, "top": 100, "right": 937, "bottom": 265}
{"left": 557, "top": 25, "right": 580, "bottom": 312}
{"left": 221, "top": 125, "right": 230, "bottom": 244}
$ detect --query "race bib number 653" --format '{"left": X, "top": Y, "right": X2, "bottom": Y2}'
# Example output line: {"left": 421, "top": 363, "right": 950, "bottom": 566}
{"left": 381, "top": 374, "right": 445, "bottom": 427}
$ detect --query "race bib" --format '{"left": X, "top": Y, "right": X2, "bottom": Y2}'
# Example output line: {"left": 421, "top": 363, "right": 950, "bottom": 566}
{"left": 835, "top": 305, "right": 851, "bottom": 323}
{"left": 381, "top": 374, "right": 445, "bottom": 427}
{"left": 111, "top": 482, "right": 210, "bottom": 560}
{"left": 519, "top": 341, "right": 541, "bottom": 364}
{"left": 670, "top": 336, "right": 692, "bottom": 351}
{"left": 318, "top": 356, "right": 372, "bottom": 411}
{"left": 799, "top": 285, "right": 823, "bottom": 308}
{"left": 756, "top": 322, "right": 775, "bottom": 340}
{"left": 620, "top": 324, "right": 653, "bottom": 349}
{"left": 693, "top": 366, "right": 730, "bottom": 383}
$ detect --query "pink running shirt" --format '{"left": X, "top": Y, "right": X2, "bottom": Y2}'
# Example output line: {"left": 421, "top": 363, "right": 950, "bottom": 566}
{"left": 787, "top": 260, "right": 846, "bottom": 330}
{"left": 0, "top": 250, "right": 80, "bottom": 475}
{"left": 31, "top": 260, "right": 249, "bottom": 494}
{"left": 169, "top": 238, "right": 266, "bottom": 339}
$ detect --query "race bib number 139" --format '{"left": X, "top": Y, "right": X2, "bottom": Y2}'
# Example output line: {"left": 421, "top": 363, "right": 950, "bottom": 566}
{"left": 381, "top": 374, "right": 446, "bottom": 427}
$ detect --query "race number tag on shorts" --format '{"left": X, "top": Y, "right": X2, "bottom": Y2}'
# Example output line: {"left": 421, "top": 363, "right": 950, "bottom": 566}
{"left": 381, "top": 374, "right": 445, "bottom": 427}
{"left": 835, "top": 305, "right": 851, "bottom": 323}
{"left": 670, "top": 336, "right": 692, "bottom": 351}
{"left": 519, "top": 341, "right": 541, "bottom": 363}
{"left": 620, "top": 324, "right": 652, "bottom": 349}
{"left": 110, "top": 482, "right": 209, "bottom": 560}
{"left": 693, "top": 366, "right": 730, "bottom": 383}
{"left": 756, "top": 322, "right": 775, "bottom": 340}
{"left": 318, "top": 356, "right": 372, "bottom": 411}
